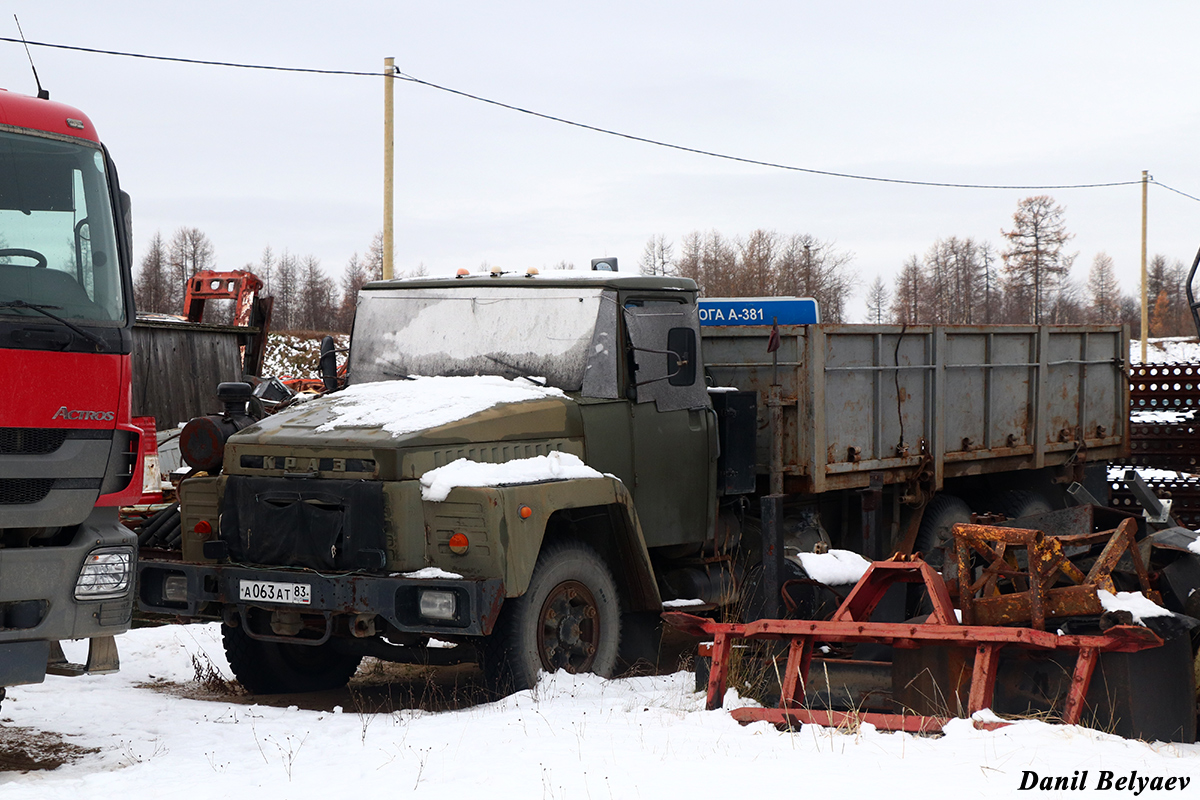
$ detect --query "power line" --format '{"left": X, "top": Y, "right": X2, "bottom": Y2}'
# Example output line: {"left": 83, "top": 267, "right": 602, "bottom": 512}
{"left": 3, "top": 36, "right": 1193, "bottom": 198}
{"left": 0, "top": 36, "right": 380, "bottom": 76}
{"left": 394, "top": 69, "right": 1140, "bottom": 191}
{"left": 1151, "top": 180, "right": 1200, "bottom": 204}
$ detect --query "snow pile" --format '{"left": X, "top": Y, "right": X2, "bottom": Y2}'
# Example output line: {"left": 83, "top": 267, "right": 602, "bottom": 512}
{"left": 312, "top": 376, "right": 566, "bottom": 437}
{"left": 3, "top": 624, "right": 1198, "bottom": 798}
{"left": 794, "top": 549, "right": 872, "bottom": 585}
{"left": 662, "top": 598, "right": 706, "bottom": 609}
{"left": 420, "top": 451, "right": 602, "bottom": 501}
{"left": 1107, "top": 465, "right": 1187, "bottom": 483}
{"left": 1097, "top": 589, "right": 1173, "bottom": 625}
{"left": 398, "top": 567, "right": 463, "bottom": 580}
{"left": 1131, "top": 408, "right": 1195, "bottom": 424}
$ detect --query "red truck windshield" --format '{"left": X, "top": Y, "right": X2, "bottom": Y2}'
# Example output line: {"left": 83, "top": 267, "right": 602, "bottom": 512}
{"left": 0, "top": 128, "right": 125, "bottom": 324}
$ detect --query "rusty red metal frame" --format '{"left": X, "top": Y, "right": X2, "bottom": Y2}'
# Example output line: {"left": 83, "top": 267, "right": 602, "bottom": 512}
{"left": 664, "top": 560, "right": 1162, "bottom": 733}
{"left": 183, "top": 270, "right": 264, "bottom": 326}
{"left": 953, "top": 518, "right": 1159, "bottom": 630}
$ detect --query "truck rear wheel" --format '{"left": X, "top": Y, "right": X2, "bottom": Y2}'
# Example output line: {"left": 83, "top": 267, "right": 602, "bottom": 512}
{"left": 994, "top": 489, "right": 1054, "bottom": 522}
{"left": 913, "top": 493, "right": 972, "bottom": 574}
{"left": 222, "top": 623, "right": 363, "bottom": 694}
{"left": 484, "top": 540, "right": 621, "bottom": 693}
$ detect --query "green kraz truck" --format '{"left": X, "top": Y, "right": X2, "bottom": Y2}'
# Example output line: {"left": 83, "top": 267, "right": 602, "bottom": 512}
{"left": 137, "top": 270, "right": 1129, "bottom": 694}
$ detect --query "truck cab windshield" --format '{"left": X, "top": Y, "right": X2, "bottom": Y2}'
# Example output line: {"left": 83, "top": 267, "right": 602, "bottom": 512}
{"left": 350, "top": 286, "right": 620, "bottom": 396}
{"left": 0, "top": 128, "right": 125, "bottom": 324}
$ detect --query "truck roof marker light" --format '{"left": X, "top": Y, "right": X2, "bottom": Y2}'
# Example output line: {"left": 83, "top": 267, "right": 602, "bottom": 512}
{"left": 526, "top": 268, "right": 539, "bottom": 277}
{"left": 519, "top": 505, "right": 533, "bottom": 519}
{"left": 448, "top": 533, "right": 469, "bottom": 555}
{"left": 490, "top": 266, "right": 503, "bottom": 277}
{"left": 455, "top": 268, "right": 470, "bottom": 278}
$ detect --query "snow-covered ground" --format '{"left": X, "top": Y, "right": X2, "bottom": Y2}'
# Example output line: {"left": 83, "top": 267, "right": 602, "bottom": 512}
{"left": 1132, "top": 338, "right": 1200, "bottom": 365}
{"left": 1, "top": 624, "right": 1197, "bottom": 796}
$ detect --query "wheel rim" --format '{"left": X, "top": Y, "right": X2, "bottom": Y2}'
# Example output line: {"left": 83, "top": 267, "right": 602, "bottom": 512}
{"left": 536, "top": 580, "right": 601, "bottom": 674}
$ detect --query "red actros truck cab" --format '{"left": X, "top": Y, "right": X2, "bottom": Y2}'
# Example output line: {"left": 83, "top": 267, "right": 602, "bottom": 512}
{"left": 0, "top": 89, "right": 142, "bottom": 699}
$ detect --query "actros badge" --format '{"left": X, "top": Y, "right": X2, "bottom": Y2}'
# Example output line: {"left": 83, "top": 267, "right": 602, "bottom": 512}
{"left": 52, "top": 407, "right": 116, "bottom": 422}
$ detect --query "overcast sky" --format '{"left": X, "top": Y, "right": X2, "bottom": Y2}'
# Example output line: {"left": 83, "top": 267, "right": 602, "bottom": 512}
{"left": 4, "top": 1, "right": 1198, "bottom": 319}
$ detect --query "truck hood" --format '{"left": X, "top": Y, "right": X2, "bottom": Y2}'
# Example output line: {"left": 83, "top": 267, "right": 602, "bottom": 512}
{"left": 230, "top": 375, "right": 583, "bottom": 450}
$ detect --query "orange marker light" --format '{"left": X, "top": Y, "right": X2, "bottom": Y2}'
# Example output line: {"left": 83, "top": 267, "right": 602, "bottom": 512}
{"left": 519, "top": 505, "right": 533, "bottom": 519}
{"left": 455, "top": 268, "right": 470, "bottom": 278}
{"left": 449, "top": 532, "right": 469, "bottom": 554}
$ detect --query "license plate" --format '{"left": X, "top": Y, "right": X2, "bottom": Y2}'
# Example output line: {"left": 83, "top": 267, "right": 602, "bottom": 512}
{"left": 238, "top": 579, "right": 311, "bottom": 605}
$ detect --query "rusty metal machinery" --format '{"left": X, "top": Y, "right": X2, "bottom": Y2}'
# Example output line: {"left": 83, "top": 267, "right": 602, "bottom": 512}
{"left": 951, "top": 518, "right": 1158, "bottom": 630}
{"left": 665, "top": 559, "right": 1165, "bottom": 735}
{"left": 183, "top": 269, "right": 265, "bottom": 327}
{"left": 669, "top": 508, "right": 1199, "bottom": 742}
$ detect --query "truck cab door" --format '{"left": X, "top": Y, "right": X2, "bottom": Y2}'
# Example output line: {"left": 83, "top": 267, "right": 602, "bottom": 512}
{"left": 623, "top": 298, "right": 716, "bottom": 549}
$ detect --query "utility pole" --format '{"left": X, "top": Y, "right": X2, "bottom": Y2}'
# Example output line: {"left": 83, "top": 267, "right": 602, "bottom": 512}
{"left": 383, "top": 56, "right": 395, "bottom": 281}
{"left": 1140, "top": 170, "right": 1148, "bottom": 363}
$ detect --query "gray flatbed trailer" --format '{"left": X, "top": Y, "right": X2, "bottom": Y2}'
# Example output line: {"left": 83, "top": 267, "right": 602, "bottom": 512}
{"left": 701, "top": 323, "right": 1128, "bottom": 494}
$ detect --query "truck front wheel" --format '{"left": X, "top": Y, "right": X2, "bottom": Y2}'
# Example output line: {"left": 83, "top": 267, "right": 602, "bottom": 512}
{"left": 222, "top": 623, "right": 363, "bottom": 694}
{"left": 484, "top": 540, "right": 622, "bottom": 693}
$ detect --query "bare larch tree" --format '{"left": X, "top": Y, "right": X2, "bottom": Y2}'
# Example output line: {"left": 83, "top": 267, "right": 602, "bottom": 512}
{"left": 1001, "top": 196, "right": 1074, "bottom": 324}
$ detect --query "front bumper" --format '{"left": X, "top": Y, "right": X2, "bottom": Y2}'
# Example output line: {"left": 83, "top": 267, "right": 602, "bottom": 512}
{"left": 0, "top": 506, "right": 135, "bottom": 646}
{"left": 138, "top": 560, "right": 505, "bottom": 638}
{"left": 0, "top": 506, "right": 134, "bottom": 687}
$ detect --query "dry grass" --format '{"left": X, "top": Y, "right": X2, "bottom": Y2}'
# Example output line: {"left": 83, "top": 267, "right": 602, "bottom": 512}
{"left": 191, "top": 652, "right": 241, "bottom": 696}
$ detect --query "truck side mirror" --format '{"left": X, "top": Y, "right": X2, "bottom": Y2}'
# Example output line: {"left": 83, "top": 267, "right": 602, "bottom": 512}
{"left": 319, "top": 335, "right": 338, "bottom": 392}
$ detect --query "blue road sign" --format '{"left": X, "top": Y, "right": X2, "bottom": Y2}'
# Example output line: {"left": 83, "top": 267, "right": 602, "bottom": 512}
{"left": 697, "top": 297, "right": 820, "bottom": 326}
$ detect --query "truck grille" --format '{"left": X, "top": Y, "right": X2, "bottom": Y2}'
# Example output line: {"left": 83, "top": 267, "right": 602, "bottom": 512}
{"left": 0, "top": 479, "right": 54, "bottom": 505}
{"left": 0, "top": 428, "right": 67, "bottom": 455}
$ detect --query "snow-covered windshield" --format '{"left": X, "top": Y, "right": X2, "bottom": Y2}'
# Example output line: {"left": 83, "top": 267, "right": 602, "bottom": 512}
{"left": 0, "top": 128, "right": 125, "bottom": 323}
{"left": 350, "top": 286, "right": 618, "bottom": 393}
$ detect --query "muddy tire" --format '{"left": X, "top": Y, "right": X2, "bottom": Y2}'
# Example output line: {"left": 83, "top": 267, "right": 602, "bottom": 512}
{"left": 222, "top": 623, "right": 363, "bottom": 694}
{"left": 483, "top": 540, "right": 622, "bottom": 693}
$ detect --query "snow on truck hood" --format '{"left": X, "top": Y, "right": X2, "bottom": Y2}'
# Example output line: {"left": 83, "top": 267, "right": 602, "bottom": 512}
{"left": 420, "top": 451, "right": 602, "bottom": 501}
{"left": 312, "top": 375, "right": 569, "bottom": 437}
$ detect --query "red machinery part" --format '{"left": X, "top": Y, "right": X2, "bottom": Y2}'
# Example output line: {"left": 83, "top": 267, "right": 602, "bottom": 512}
{"left": 665, "top": 559, "right": 1164, "bottom": 734}
{"left": 183, "top": 270, "right": 265, "bottom": 326}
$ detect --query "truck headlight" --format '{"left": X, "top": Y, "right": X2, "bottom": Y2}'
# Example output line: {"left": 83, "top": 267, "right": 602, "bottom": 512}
{"left": 418, "top": 590, "right": 457, "bottom": 621}
{"left": 75, "top": 548, "right": 134, "bottom": 599}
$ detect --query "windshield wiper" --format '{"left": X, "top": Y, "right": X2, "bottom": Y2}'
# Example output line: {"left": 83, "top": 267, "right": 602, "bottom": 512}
{"left": 0, "top": 300, "right": 108, "bottom": 351}
{"left": 483, "top": 354, "right": 546, "bottom": 385}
